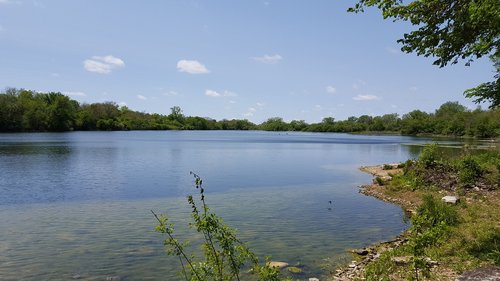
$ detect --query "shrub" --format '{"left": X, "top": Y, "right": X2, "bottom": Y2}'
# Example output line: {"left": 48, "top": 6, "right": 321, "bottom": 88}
{"left": 413, "top": 195, "right": 459, "bottom": 230}
{"left": 407, "top": 195, "right": 459, "bottom": 280}
{"left": 417, "top": 144, "right": 442, "bottom": 168}
{"left": 383, "top": 164, "right": 393, "bottom": 170}
{"left": 458, "top": 156, "right": 483, "bottom": 188}
{"left": 374, "top": 176, "right": 385, "bottom": 185}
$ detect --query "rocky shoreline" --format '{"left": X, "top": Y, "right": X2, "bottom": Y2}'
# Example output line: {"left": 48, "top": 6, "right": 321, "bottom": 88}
{"left": 329, "top": 163, "right": 500, "bottom": 281}
{"left": 331, "top": 234, "right": 410, "bottom": 280}
{"left": 329, "top": 164, "right": 411, "bottom": 280}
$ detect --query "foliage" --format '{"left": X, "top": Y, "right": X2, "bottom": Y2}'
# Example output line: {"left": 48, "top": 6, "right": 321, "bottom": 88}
{"left": 153, "top": 172, "right": 287, "bottom": 281}
{"left": 374, "top": 176, "right": 385, "bottom": 185}
{"left": 382, "top": 164, "right": 393, "bottom": 170}
{"left": 0, "top": 88, "right": 499, "bottom": 137}
{"left": 457, "top": 156, "right": 484, "bottom": 188}
{"left": 348, "top": 0, "right": 500, "bottom": 108}
{"left": 394, "top": 145, "right": 499, "bottom": 192}
{"left": 417, "top": 144, "right": 442, "bottom": 168}
{"left": 464, "top": 55, "right": 500, "bottom": 109}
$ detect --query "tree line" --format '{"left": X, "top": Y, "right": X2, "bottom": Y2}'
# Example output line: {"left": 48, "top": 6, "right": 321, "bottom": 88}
{"left": 0, "top": 88, "right": 498, "bottom": 137}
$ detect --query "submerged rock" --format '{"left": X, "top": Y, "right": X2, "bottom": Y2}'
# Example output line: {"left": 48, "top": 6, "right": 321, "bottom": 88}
{"left": 352, "top": 248, "right": 369, "bottom": 256}
{"left": 267, "top": 261, "right": 289, "bottom": 269}
{"left": 287, "top": 266, "right": 302, "bottom": 273}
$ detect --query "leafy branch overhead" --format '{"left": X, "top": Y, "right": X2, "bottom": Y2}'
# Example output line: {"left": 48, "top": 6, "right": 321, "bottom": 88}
{"left": 349, "top": 0, "right": 500, "bottom": 108}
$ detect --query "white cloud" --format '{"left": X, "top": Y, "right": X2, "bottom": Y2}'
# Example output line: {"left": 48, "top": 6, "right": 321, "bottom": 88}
{"left": 98, "top": 55, "right": 125, "bottom": 66}
{"left": 326, "top": 85, "right": 336, "bottom": 94}
{"left": 252, "top": 54, "right": 283, "bottom": 64}
{"left": 137, "top": 94, "right": 147, "bottom": 100}
{"left": 409, "top": 86, "right": 418, "bottom": 92}
{"left": 50, "top": 73, "right": 60, "bottom": 77}
{"left": 314, "top": 105, "right": 322, "bottom": 111}
{"left": 177, "top": 59, "right": 210, "bottom": 74}
{"left": 0, "top": 25, "right": 4, "bottom": 32}
{"left": 229, "top": 100, "right": 236, "bottom": 104}
{"left": 256, "top": 102, "right": 265, "bottom": 107}
{"left": 63, "top": 91, "right": 86, "bottom": 97}
{"left": 243, "top": 107, "right": 257, "bottom": 117}
{"left": 118, "top": 102, "right": 127, "bottom": 107}
{"left": 205, "top": 90, "right": 221, "bottom": 97}
{"left": 353, "top": 94, "right": 380, "bottom": 101}
{"left": 0, "top": 0, "right": 12, "bottom": 4}
{"left": 83, "top": 55, "right": 125, "bottom": 74}
{"left": 205, "top": 89, "right": 237, "bottom": 98}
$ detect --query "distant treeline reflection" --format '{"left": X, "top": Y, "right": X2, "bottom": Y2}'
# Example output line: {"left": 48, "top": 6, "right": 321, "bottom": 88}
{"left": 1, "top": 88, "right": 498, "bottom": 137}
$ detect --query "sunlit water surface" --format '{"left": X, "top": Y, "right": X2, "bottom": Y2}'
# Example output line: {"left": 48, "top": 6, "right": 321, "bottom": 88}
{"left": 0, "top": 131, "right": 447, "bottom": 280}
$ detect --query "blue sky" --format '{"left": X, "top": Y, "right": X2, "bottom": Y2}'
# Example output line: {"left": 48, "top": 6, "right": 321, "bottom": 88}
{"left": 0, "top": 0, "right": 495, "bottom": 123}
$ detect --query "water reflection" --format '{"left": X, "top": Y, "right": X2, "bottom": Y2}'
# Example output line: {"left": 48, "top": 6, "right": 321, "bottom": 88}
{"left": 0, "top": 131, "right": 456, "bottom": 280}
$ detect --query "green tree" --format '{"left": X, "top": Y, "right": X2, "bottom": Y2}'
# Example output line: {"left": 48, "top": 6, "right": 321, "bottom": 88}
{"left": 349, "top": 0, "right": 500, "bottom": 108}
{"left": 259, "top": 117, "right": 290, "bottom": 131}
{"left": 434, "top": 101, "right": 468, "bottom": 135}
{"left": 46, "top": 93, "right": 77, "bottom": 131}
{"left": 465, "top": 56, "right": 500, "bottom": 108}
{"left": 15, "top": 89, "right": 49, "bottom": 131}
{"left": 289, "top": 120, "right": 308, "bottom": 131}
{"left": 169, "top": 106, "right": 185, "bottom": 124}
{"left": 401, "top": 110, "right": 433, "bottom": 135}
{"left": 0, "top": 89, "right": 23, "bottom": 131}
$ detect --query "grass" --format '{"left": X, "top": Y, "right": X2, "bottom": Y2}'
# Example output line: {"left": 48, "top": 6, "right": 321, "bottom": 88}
{"left": 359, "top": 147, "right": 500, "bottom": 280}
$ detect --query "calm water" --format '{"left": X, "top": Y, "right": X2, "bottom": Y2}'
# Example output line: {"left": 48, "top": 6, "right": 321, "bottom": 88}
{"left": 0, "top": 131, "right": 440, "bottom": 280}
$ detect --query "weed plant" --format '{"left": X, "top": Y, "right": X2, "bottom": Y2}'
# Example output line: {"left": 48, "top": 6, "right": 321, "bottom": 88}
{"left": 153, "top": 172, "right": 288, "bottom": 281}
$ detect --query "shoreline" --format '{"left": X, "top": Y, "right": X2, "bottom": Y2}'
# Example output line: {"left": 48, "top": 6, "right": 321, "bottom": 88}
{"left": 329, "top": 164, "right": 412, "bottom": 281}
{"left": 330, "top": 162, "right": 500, "bottom": 281}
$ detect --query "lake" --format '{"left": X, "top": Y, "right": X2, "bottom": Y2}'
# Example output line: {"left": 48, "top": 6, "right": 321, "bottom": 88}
{"left": 0, "top": 131, "right": 443, "bottom": 280}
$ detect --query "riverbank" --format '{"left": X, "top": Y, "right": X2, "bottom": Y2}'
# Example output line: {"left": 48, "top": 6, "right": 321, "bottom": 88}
{"left": 330, "top": 157, "right": 500, "bottom": 281}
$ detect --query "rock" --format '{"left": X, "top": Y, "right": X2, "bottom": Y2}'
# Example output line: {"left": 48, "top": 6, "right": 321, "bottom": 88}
{"left": 442, "top": 195, "right": 459, "bottom": 204}
{"left": 287, "top": 266, "right": 302, "bottom": 273}
{"left": 424, "top": 257, "right": 439, "bottom": 267}
{"left": 267, "top": 261, "right": 288, "bottom": 269}
{"left": 352, "top": 248, "right": 369, "bottom": 256}
{"left": 381, "top": 176, "right": 393, "bottom": 181}
{"left": 72, "top": 275, "right": 81, "bottom": 279}
{"left": 308, "top": 278, "right": 320, "bottom": 281}
{"left": 456, "top": 266, "right": 500, "bottom": 280}
{"left": 106, "top": 277, "right": 121, "bottom": 281}
{"left": 391, "top": 256, "right": 412, "bottom": 265}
